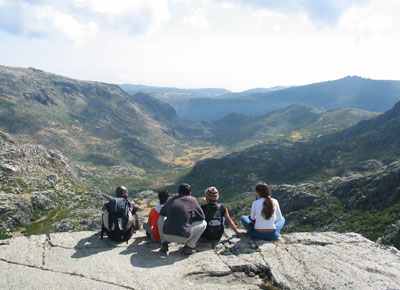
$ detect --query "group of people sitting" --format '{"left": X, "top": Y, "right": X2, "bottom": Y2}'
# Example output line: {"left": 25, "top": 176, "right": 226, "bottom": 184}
{"left": 101, "top": 182, "right": 285, "bottom": 255}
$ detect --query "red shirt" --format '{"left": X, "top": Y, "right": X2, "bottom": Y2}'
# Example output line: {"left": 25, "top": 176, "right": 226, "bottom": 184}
{"left": 148, "top": 207, "right": 161, "bottom": 242}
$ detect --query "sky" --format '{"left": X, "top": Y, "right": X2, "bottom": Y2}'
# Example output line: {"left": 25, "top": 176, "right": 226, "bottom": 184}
{"left": 0, "top": 0, "right": 399, "bottom": 92}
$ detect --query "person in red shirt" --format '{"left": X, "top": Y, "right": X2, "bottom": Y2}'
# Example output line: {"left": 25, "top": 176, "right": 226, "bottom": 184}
{"left": 144, "top": 189, "right": 170, "bottom": 242}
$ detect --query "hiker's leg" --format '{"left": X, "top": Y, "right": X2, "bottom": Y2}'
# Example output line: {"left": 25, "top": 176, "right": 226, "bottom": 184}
{"left": 250, "top": 230, "right": 278, "bottom": 241}
{"left": 163, "top": 234, "right": 188, "bottom": 244}
{"left": 186, "top": 220, "right": 207, "bottom": 248}
{"left": 241, "top": 216, "right": 251, "bottom": 231}
{"left": 143, "top": 223, "right": 151, "bottom": 235}
{"left": 143, "top": 223, "right": 157, "bottom": 240}
{"left": 275, "top": 217, "right": 285, "bottom": 235}
{"left": 158, "top": 216, "right": 167, "bottom": 243}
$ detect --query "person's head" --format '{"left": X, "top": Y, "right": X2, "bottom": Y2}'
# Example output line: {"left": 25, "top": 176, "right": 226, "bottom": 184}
{"left": 255, "top": 183, "right": 271, "bottom": 199}
{"left": 116, "top": 185, "right": 128, "bottom": 198}
{"left": 158, "top": 189, "right": 170, "bottom": 205}
{"left": 205, "top": 186, "right": 219, "bottom": 204}
{"left": 178, "top": 183, "right": 191, "bottom": 196}
{"left": 255, "top": 182, "right": 274, "bottom": 220}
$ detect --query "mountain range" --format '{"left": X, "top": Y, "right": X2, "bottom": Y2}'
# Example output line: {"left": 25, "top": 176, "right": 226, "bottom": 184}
{"left": 130, "top": 76, "right": 400, "bottom": 122}
{"left": 119, "top": 84, "right": 232, "bottom": 101}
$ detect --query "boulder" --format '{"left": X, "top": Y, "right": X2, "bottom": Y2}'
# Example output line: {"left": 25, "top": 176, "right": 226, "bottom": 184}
{"left": 272, "top": 184, "right": 318, "bottom": 212}
{"left": 30, "top": 193, "right": 56, "bottom": 211}
{"left": 0, "top": 193, "right": 33, "bottom": 231}
{"left": 0, "top": 164, "right": 21, "bottom": 175}
{"left": 352, "top": 159, "right": 385, "bottom": 172}
{"left": 0, "top": 230, "right": 399, "bottom": 290}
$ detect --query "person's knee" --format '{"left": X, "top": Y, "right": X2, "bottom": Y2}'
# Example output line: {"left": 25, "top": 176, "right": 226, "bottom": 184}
{"left": 241, "top": 215, "right": 248, "bottom": 224}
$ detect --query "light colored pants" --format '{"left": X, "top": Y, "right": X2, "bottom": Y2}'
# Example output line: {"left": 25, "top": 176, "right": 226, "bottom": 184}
{"left": 158, "top": 217, "right": 207, "bottom": 248}
{"left": 143, "top": 223, "right": 158, "bottom": 242}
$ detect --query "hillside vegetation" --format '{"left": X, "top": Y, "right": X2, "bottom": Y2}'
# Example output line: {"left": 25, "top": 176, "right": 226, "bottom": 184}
{"left": 210, "top": 104, "right": 379, "bottom": 148}
{"left": 180, "top": 99, "right": 400, "bottom": 196}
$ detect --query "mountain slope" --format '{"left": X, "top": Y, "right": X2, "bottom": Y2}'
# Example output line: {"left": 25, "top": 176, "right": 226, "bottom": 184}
{"left": 0, "top": 66, "right": 184, "bottom": 170}
{"left": 172, "top": 76, "right": 400, "bottom": 121}
{"left": 210, "top": 104, "right": 379, "bottom": 147}
{"left": 0, "top": 130, "right": 106, "bottom": 239}
{"left": 179, "top": 100, "right": 400, "bottom": 196}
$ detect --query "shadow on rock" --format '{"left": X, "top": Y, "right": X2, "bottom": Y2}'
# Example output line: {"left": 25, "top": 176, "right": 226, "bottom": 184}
{"left": 71, "top": 232, "right": 127, "bottom": 259}
{"left": 120, "top": 237, "right": 192, "bottom": 268}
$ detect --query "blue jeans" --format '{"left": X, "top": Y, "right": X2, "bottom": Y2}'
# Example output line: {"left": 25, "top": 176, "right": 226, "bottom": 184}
{"left": 241, "top": 216, "right": 285, "bottom": 241}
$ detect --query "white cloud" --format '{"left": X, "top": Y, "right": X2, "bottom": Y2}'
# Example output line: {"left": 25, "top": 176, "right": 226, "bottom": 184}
{"left": 172, "top": 0, "right": 193, "bottom": 5}
{"left": 0, "top": 0, "right": 170, "bottom": 39}
{"left": 252, "top": 9, "right": 286, "bottom": 31}
{"left": 339, "top": 0, "right": 395, "bottom": 42}
{"left": 52, "top": 12, "right": 99, "bottom": 46}
{"left": 0, "top": 0, "right": 400, "bottom": 91}
{"left": 72, "top": 0, "right": 170, "bottom": 34}
{"left": 184, "top": 8, "right": 209, "bottom": 28}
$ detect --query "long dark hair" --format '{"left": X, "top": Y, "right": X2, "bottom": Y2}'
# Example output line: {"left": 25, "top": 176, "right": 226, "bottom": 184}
{"left": 255, "top": 183, "right": 274, "bottom": 219}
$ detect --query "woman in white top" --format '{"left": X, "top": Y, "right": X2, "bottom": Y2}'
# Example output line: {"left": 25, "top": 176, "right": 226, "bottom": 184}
{"left": 241, "top": 182, "right": 285, "bottom": 240}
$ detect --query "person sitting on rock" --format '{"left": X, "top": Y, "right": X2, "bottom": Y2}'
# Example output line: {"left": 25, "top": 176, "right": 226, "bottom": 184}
{"left": 102, "top": 185, "right": 139, "bottom": 214}
{"left": 241, "top": 182, "right": 285, "bottom": 241}
{"left": 200, "top": 186, "right": 246, "bottom": 243}
{"left": 101, "top": 185, "right": 141, "bottom": 242}
{"left": 158, "top": 183, "right": 206, "bottom": 255}
{"left": 144, "top": 189, "right": 170, "bottom": 242}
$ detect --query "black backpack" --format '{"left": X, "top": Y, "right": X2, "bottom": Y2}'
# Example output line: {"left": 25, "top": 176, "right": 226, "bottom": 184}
{"left": 203, "top": 204, "right": 225, "bottom": 240}
{"left": 101, "top": 198, "right": 135, "bottom": 243}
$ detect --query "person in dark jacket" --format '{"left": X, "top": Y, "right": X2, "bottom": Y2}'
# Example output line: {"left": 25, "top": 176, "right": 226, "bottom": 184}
{"left": 158, "top": 183, "right": 206, "bottom": 255}
{"left": 200, "top": 186, "right": 245, "bottom": 243}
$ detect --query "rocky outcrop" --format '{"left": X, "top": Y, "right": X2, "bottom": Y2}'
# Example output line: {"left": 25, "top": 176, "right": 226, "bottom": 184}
{"left": 0, "top": 230, "right": 399, "bottom": 290}
{"left": 254, "top": 161, "right": 400, "bottom": 248}
{"left": 0, "top": 193, "right": 33, "bottom": 232}
{"left": 0, "top": 130, "right": 106, "bottom": 237}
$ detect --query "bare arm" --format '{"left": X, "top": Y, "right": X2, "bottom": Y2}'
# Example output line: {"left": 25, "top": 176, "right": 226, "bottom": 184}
{"left": 130, "top": 201, "right": 139, "bottom": 214}
{"left": 225, "top": 208, "right": 246, "bottom": 236}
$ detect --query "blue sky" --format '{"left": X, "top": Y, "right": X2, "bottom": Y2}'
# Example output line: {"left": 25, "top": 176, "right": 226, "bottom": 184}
{"left": 0, "top": 0, "right": 398, "bottom": 91}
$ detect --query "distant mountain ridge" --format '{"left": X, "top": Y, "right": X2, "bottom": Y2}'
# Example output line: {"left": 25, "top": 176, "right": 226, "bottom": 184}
{"left": 168, "top": 76, "right": 400, "bottom": 121}
{"left": 119, "top": 84, "right": 232, "bottom": 102}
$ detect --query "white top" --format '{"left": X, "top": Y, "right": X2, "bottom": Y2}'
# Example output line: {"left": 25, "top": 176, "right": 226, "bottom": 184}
{"left": 250, "top": 198, "right": 283, "bottom": 230}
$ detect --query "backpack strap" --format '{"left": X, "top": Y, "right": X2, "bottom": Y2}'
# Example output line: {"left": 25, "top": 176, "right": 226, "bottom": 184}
{"left": 215, "top": 204, "right": 223, "bottom": 220}
{"left": 209, "top": 203, "right": 222, "bottom": 219}
{"left": 205, "top": 203, "right": 214, "bottom": 221}
{"left": 100, "top": 213, "right": 104, "bottom": 239}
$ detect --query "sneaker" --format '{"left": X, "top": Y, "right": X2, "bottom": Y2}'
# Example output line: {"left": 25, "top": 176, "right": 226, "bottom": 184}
{"left": 182, "top": 245, "right": 196, "bottom": 255}
{"left": 159, "top": 242, "right": 169, "bottom": 253}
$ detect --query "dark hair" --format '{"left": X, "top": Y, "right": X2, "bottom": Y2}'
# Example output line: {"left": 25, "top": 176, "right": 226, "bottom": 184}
{"left": 178, "top": 183, "right": 191, "bottom": 196}
{"left": 116, "top": 185, "right": 128, "bottom": 198}
{"left": 158, "top": 189, "right": 170, "bottom": 205}
{"left": 255, "top": 183, "right": 274, "bottom": 220}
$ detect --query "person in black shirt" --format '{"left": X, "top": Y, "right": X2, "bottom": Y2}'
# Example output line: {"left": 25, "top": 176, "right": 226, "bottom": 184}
{"left": 158, "top": 184, "right": 206, "bottom": 255}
